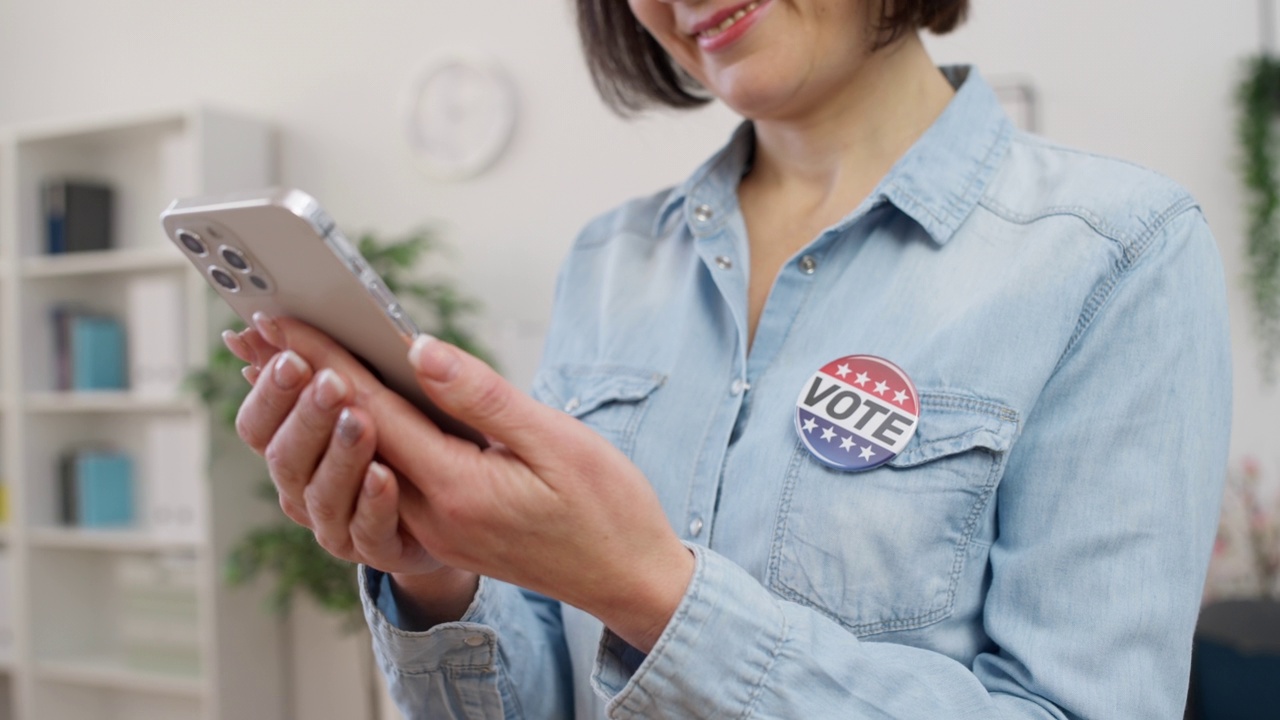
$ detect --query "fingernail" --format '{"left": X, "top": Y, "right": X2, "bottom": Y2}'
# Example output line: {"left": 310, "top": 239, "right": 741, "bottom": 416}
{"left": 242, "top": 365, "right": 260, "bottom": 384}
{"left": 252, "top": 312, "right": 284, "bottom": 347}
{"left": 222, "top": 330, "right": 247, "bottom": 358}
{"left": 273, "top": 350, "right": 309, "bottom": 390}
{"left": 364, "top": 462, "right": 390, "bottom": 497}
{"left": 409, "top": 334, "right": 458, "bottom": 382}
{"left": 336, "top": 408, "right": 363, "bottom": 447}
{"left": 314, "top": 368, "right": 350, "bottom": 410}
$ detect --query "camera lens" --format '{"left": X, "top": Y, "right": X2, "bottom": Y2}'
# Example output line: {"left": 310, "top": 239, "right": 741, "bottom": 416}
{"left": 249, "top": 275, "right": 269, "bottom": 291}
{"left": 220, "top": 247, "right": 250, "bottom": 272}
{"left": 209, "top": 267, "right": 239, "bottom": 291}
{"left": 177, "top": 229, "right": 206, "bottom": 255}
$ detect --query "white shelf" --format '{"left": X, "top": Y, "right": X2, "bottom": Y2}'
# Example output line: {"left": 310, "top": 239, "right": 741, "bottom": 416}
{"left": 21, "top": 248, "right": 187, "bottom": 278}
{"left": 24, "top": 392, "right": 198, "bottom": 414}
{"left": 35, "top": 657, "right": 204, "bottom": 698}
{"left": 27, "top": 527, "right": 199, "bottom": 555}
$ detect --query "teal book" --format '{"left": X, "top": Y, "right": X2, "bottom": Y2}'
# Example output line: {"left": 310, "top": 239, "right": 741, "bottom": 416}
{"left": 71, "top": 315, "right": 126, "bottom": 391}
{"left": 75, "top": 451, "right": 134, "bottom": 528}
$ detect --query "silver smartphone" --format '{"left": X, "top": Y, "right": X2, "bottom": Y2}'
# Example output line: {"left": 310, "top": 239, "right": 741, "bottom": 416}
{"left": 160, "top": 187, "right": 485, "bottom": 447}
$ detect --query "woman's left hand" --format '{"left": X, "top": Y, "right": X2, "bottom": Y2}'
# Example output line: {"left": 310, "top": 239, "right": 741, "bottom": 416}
{"left": 269, "top": 318, "right": 694, "bottom": 653}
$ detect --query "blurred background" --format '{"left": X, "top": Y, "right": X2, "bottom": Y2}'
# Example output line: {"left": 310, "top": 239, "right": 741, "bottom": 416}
{"left": 0, "top": 1, "right": 1276, "bottom": 718}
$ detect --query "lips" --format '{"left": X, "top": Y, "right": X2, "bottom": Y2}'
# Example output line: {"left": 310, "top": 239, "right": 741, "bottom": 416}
{"left": 690, "top": 0, "right": 763, "bottom": 40}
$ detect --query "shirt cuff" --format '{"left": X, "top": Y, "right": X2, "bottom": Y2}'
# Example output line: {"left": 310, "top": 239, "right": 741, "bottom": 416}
{"left": 589, "top": 544, "right": 789, "bottom": 718}
{"left": 359, "top": 565, "right": 504, "bottom": 673}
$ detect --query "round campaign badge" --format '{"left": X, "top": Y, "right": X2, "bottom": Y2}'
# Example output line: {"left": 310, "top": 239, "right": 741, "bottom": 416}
{"left": 794, "top": 355, "right": 920, "bottom": 472}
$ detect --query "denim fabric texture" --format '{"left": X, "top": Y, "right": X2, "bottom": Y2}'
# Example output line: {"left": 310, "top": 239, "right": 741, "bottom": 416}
{"left": 360, "top": 66, "right": 1231, "bottom": 719}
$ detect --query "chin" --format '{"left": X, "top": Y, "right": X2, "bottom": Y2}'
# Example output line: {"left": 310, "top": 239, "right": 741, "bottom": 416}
{"left": 712, "top": 75, "right": 807, "bottom": 121}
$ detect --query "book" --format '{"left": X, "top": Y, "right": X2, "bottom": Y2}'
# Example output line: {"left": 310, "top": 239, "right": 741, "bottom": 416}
{"left": 52, "top": 308, "right": 128, "bottom": 391}
{"left": 42, "top": 180, "right": 113, "bottom": 254}
{"left": 145, "top": 417, "right": 204, "bottom": 542}
{"left": 126, "top": 274, "right": 185, "bottom": 396}
{"left": 60, "top": 449, "right": 135, "bottom": 528}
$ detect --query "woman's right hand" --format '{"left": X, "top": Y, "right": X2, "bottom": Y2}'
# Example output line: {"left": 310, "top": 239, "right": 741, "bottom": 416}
{"left": 224, "top": 319, "right": 479, "bottom": 626}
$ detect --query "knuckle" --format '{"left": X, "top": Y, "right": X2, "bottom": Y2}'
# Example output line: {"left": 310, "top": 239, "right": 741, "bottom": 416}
{"left": 303, "top": 484, "right": 340, "bottom": 525}
{"left": 235, "top": 408, "right": 266, "bottom": 451}
{"left": 468, "top": 375, "right": 511, "bottom": 423}
{"left": 279, "top": 497, "right": 310, "bottom": 527}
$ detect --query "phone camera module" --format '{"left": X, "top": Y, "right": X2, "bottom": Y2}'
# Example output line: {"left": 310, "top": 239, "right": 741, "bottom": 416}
{"left": 209, "top": 266, "right": 240, "bottom": 292}
{"left": 177, "top": 229, "right": 206, "bottom": 256}
{"left": 249, "top": 275, "right": 270, "bottom": 291}
{"left": 220, "top": 246, "right": 251, "bottom": 272}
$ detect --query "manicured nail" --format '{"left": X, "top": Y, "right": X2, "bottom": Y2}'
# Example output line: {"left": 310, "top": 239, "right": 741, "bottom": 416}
{"left": 409, "top": 334, "right": 458, "bottom": 382}
{"left": 364, "top": 462, "right": 391, "bottom": 498}
{"left": 273, "top": 351, "right": 309, "bottom": 390}
{"left": 252, "top": 312, "right": 284, "bottom": 347}
{"left": 222, "top": 330, "right": 249, "bottom": 360}
{"left": 336, "top": 408, "right": 363, "bottom": 447}
{"left": 242, "top": 365, "right": 260, "bottom": 384}
{"left": 314, "top": 368, "right": 350, "bottom": 410}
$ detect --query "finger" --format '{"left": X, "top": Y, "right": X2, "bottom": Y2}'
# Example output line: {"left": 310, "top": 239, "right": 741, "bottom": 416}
{"left": 238, "top": 328, "right": 280, "bottom": 368}
{"left": 242, "top": 365, "right": 261, "bottom": 385}
{"left": 350, "top": 462, "right": 419, "bottom": 568}
{"left": 305, "top": 406, "right": 377, "bottom": 558}
{"left": 235, "top": 350, "right": 313, "bottom": 454}
{"left": 259, "top": 316, "right": 394, "bottom": 401}
{"left": 407, "top": 335, "right": 564, "bottom": 462}
{"left": 264, "top": 368, "right": 354, "bottom": 507}
{"left": 222, "top": 330, "right": 254, "bottom": 364}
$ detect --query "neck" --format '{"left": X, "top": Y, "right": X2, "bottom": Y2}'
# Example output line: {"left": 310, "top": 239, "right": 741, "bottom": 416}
{"left": 745, "top": 33, "right": 954, "bottom": 209}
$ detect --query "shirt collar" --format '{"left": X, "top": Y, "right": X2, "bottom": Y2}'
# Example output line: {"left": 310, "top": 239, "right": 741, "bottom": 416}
{"left": 653, "top": 66, "right": 1013, "bottom": 246}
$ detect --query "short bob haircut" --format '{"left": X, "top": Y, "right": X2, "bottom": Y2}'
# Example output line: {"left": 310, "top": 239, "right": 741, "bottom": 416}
{"left": 576, "top": 0, "right": 970, "bottom": 115}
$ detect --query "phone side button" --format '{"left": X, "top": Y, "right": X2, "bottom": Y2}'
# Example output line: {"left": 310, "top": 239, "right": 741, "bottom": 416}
{"left": 388, "top": 305, "right": 420, "bottom": 338}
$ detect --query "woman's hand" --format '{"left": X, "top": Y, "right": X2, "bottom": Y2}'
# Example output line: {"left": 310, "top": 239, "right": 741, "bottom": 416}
{"left": 223, "top": 318, "right": 478, "bottom": 625}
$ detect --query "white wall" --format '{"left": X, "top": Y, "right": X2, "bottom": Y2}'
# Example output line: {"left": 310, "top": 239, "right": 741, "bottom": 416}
{"left": 2, "top": 0, "right": 1274, "bottom": 716}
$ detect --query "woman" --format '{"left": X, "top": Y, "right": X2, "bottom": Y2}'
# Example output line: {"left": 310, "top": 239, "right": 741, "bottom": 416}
{"left": 226, "top": 0, "right": 1231, "bottom": 717}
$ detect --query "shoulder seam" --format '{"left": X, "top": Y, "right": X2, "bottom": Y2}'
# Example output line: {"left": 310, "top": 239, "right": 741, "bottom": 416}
{"left": 1053, "top": 198, "right": 1201, "bottom": 372}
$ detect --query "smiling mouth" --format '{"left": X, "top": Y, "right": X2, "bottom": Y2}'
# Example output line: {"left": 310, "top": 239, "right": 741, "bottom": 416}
{"left": 695, "top": 1, "right": 762, "bottom": 41}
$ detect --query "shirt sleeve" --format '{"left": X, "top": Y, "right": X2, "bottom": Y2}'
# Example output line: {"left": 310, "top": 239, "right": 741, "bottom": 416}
{"left": 360, "top": 565, "right": 573, "bottom": 719}
{"left": 590, "top": 206, "right": 1231, "bottom": 719}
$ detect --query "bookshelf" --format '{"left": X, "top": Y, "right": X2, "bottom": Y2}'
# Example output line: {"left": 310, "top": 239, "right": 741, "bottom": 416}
{"left": 0, "top": 108, "right": 286, "bottom": 720}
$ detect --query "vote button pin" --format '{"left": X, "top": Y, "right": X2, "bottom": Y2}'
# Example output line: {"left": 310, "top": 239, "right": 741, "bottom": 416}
{"left": 794, "top": 355, "right": 920, "bottom": 472}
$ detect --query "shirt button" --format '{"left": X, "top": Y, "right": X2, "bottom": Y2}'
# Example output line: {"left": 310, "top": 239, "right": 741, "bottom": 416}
{"left": 730, "top": 378, "right": 746, "bottom": 395}
{"left": 563, "top": 397, "right": 580, "bottom": 413}
{"left": 463, "top": 635, "right": 486, "bottom": 647}
{"left": 715, "top": 255, "right": 733, "bottom": 270}
{"left": 693, "top": 204, "right": 714, "bottom": 223}
{"left": 689, "top": 516, "right": 704, "bottom": 537}
{"left": 799, "top": 255, "right": 818, "bottom": 275}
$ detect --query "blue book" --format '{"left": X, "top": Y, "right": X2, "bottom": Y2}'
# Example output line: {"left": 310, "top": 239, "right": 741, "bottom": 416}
{"left": 71, "top": 315, "right": 126, "bottom": 391}
{"left": 75, "top": 451, "right": 134, "bottom": 528}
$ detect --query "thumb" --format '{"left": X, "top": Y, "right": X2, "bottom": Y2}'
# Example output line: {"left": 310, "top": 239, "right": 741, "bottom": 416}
{"left": 408, "top": 335, "right": 564, "bottom": 461}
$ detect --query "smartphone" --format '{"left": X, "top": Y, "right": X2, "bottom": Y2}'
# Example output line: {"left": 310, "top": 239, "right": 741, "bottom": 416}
{"left": 160, "top": 187, "right": 486, "bottom": 447}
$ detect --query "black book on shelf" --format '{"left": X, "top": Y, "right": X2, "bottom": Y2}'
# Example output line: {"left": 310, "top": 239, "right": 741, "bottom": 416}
{"left": 43, "top": 180, "right": 113, "bottom": 254}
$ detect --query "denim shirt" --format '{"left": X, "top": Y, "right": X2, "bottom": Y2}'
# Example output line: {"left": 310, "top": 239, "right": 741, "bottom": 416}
{"left": 360, "top": 66, "right": 1230, "bottom": 719}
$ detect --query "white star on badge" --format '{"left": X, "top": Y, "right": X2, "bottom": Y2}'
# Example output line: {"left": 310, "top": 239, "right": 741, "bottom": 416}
{"left": 859, "top": 445, "right": 876, "bottom": 461}
{"left": 874, "top": 381, "right": 890, "bottom": 396}
{"left": 893, "top": 389, "right": 908, "bottom": 404}
{"left": 839, "top": 435, "right": 855, "bottom": 451}
{"left": 802, "top": 418, "right": 818, "bottom": 433}
{"left": 854, "top": 372, "right": 870, "bottom": 387}
{"left": 821, "top": 426, "right": 836, "bottom": 442}
{"left": 835, "top": 363, "right": 852, "bottom": 378}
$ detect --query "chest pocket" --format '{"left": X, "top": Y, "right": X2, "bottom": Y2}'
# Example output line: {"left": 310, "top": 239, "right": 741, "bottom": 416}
{"left": 767, "top": 392, "right": 1018, "bottom": 637}
{"left": 531, "top": 364, "right": 666, "bottom": 457}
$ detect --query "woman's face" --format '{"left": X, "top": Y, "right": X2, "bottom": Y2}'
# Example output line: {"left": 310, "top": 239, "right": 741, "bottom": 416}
{"left": 628, "top": 0, "right": 877, "bottom": 120}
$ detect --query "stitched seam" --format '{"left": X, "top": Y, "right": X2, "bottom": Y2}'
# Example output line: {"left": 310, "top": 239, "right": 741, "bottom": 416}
{"left": 736, "top": 602, "right": 789, "bottom": 720}
{"left": 943, "top": 449, "right": 1006, "bottom": 623}
{"left": 1055, "top": 198, "right": 1198, "bottom": 368}
{"left": 767, "top": 441, "right": 809, "bottom": 590}
{"left": 978, "top": 196, "right": 1125, "bottom": 250}
{"left": 917, "top": 392, "right": 1020, "bottom": 423}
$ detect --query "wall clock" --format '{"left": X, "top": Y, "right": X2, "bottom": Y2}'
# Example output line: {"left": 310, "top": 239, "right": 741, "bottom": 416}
{"left": 404, "top": 54, "right": 519, "bottom": 180}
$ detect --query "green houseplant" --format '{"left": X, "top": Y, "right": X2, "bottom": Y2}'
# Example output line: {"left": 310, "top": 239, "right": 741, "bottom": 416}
{"left": 1238, "top": 55, "right": 1280, "bottom": 376}
{"left": 189, "top": 228, "right": 492, "bottom": 716}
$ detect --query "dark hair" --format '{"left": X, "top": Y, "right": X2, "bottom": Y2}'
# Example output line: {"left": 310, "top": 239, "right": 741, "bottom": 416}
{"left": 575, "top": 0, "right": 970, "bottom": 115}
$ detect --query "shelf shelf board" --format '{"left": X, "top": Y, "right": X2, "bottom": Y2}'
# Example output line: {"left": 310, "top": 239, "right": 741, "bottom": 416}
{"left": 24, "top": 392, "right": 198, "bottom": 414}
{"left": 28, "top": 527, "right": 200, "bottom": 555}
{"left": 21, "top": 248, "right": 188, "bottom": 279}
{"left": 35, "top": 656, "right": 205, "bottom": 697}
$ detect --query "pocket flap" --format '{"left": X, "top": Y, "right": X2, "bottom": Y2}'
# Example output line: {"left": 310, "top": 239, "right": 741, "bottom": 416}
{"left": 533, "top": 364, "right": 666, "bottom": 417}
{"left": 887, "top": 393, "right": 1019, "bottom": 468}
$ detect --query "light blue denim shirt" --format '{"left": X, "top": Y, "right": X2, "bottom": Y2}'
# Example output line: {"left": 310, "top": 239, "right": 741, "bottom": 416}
{"left": 360, "top": 66, "right": 1231, "bottom": 719}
